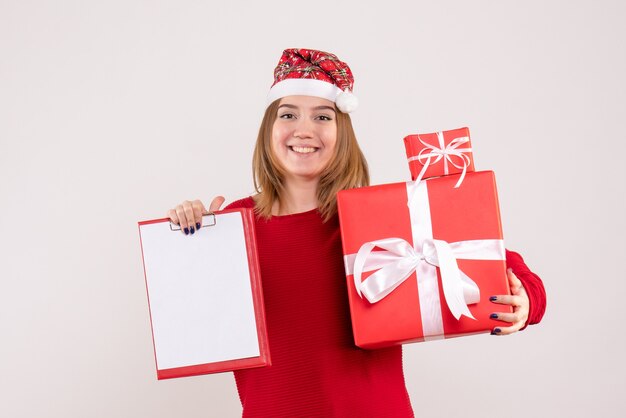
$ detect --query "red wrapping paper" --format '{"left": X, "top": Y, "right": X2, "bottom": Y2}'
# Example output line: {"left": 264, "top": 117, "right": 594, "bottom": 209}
{"left": 404, "top": 127, "right": 475, "bottom": 183}
{"left": 337, "top": 171, "right": 511, "bottom": 349}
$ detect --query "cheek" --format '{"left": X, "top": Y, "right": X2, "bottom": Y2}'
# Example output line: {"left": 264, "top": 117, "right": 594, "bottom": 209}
{"left": 270, "top": 129, "right": 281, "bottom": 153}
{"left": 324, "top": 130, "right": 338, "bottom": 152}
{"left": 271, "top": 125, "right": 288, "bottom": 147}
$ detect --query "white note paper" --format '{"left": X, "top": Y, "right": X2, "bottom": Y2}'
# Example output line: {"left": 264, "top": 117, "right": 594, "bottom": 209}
{"left": 140, "top": 212, "right": 260, "bottom": 370}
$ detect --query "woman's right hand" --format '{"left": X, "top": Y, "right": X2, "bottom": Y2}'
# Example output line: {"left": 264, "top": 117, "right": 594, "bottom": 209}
{"left": 167, "top": 196, "right": 225, "bottom": 235}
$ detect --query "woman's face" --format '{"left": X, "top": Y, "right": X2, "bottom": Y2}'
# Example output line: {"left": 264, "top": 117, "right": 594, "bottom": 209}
{"left": 271, "top": 95, "right": 338, "bottom": 183}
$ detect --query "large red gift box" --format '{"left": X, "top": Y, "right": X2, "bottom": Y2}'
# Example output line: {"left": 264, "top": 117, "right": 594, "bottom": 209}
{"left": 337, "top": 171, "right": 511, "bottom": 349}
{"left": 404, "top": 127, "right": 475, "bottom": 185}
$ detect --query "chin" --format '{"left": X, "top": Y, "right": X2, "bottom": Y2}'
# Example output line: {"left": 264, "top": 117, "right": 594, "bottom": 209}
{"left": 285, "top": 171, "right": 323, "bottom": 182}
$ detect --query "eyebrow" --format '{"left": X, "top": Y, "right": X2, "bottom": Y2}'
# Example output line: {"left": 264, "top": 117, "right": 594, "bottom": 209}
{"left": 278, "top": 104, "right": 336, "bottom": 113}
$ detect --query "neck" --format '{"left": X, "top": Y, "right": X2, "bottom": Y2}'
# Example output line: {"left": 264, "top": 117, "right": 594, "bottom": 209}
{"left": 273, "top": 177, "right": 319, "bottom": 216}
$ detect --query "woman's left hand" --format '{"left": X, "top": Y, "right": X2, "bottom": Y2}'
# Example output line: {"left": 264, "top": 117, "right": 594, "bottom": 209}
{"left": 489, "top": 269, "right": 529, "bottom": 335}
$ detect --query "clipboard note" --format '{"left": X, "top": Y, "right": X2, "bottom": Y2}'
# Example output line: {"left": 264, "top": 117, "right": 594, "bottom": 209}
{"left": 138, "top": 208, "right": 269, "bottom": 379}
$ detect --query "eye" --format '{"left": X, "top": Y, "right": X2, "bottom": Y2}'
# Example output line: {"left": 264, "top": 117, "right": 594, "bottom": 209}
{"left": 279, "top": 113, "right": 295, "bottom": 119}
{"left": 317, "top": 115, "right": 333, "bottom": 121}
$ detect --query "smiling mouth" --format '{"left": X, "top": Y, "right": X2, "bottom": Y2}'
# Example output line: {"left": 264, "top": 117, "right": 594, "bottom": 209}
{"left": 289, "top": 146, "right": 318, "bottom": 154}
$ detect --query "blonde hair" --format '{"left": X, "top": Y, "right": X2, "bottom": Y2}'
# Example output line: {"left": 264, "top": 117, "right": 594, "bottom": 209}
{"left": 252, "top": 99, "right": 369, "bottom": 222}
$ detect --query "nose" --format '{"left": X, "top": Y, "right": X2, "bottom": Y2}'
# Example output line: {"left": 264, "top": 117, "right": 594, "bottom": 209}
{"left": 293, "top": 117, "right": 314, "bottom": 139}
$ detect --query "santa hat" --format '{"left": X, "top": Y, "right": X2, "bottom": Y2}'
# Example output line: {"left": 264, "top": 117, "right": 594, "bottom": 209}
{"left": 266, "top": 48, "right": 358, "bottom": 113}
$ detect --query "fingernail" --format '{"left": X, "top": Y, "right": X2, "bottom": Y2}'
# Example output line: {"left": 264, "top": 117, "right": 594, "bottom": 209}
{"left": 489, "top": 296, "right": 497, "bottom": 302}
{"left": 184, "top": 227, "right": 189, "bottom": 235}
{"left": 491, "top": 328, "right": 501, "bottom": 335}
{"left": 196, "top": 222, "right": 201, "bottom": 230}
{"left": 190, "top": 226, "right": 195, "bottom": 235}
{"left": 490, "top": 313, "right": 498, "bottom": 319}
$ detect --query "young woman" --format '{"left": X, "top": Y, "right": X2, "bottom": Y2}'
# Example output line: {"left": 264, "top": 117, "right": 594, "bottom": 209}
{"left": 168, "top": 48, "right": 547, "bottom": 417}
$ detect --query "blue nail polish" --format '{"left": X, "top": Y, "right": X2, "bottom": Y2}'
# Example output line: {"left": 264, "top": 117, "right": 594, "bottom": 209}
{"left": 490, "top": 313, "right": 498, "bottom": 319}
{"left": 196, "top": 222, "right": 201, "bottom": 230}
{"left": 489, "top": 296, "right": 497, "bottom": 302}
{"left": 493, "top": 328, "right": 501, "bottom": 334}
{"left": 190, "top": 226, "right": 195, "bottom": 234}
{"left": 184, "top": 227, "right": 189, "bottom": 235}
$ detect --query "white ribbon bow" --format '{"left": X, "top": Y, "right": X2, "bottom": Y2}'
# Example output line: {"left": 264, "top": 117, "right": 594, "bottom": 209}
{"left": 351, "top": 237, "right": 506, "bottom": 320}
{"left": 407, "top": 132, "right": 473, "bottom": 188}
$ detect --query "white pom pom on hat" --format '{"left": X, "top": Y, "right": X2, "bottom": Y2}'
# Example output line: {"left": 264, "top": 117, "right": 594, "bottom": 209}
{"left": 267, "top": 48, "right": 358, "bottom": 113}
{"left": 335, "top": 89, "right": 359, "bottom": 113}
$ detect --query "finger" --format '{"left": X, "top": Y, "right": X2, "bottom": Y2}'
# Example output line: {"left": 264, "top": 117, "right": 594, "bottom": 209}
{"left": 208, "top": 196, "right": 225, "bottom": 213}
{"left": 489, "top": 294, "right": 523, "bottom": 307}
{"left": 498, "top": 286, "right": 530, "bottom": 320}
{"left": 507, "top": 269, "right": 523, "bottom": 293}
{"left": 192, "top": 200, "right": 205, "bottom": 231}
{"left": 491, "top": 320, "right": 524, "bottom": 336}
{"left": 175, "top": 203, "right": 191, "bottom": 235}
{"left": 489, "top": 311, "right": 521, "bottom": 324}
{"left": 182, "top": 200, "right": 197, "bottom": 235}
{"left": 167, "top": 208, "right": 179, "bottom": 225}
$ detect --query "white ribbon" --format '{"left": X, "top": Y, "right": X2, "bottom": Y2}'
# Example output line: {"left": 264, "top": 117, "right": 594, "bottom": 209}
{"left": 343, "top": 180, "right": 505, "bottom": 337}
{"left": 407, "top": 132, "right": 473, "bottom": 188}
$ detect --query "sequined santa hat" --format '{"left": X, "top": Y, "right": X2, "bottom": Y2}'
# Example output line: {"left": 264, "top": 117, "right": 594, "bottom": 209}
{"left": 266, "top": 48, "right": 359, "bottom": 113}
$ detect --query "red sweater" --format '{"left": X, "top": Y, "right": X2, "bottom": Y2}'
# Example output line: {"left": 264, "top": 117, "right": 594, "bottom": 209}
{"left": 225, "top": 197, "right": 546, "bottom": 418}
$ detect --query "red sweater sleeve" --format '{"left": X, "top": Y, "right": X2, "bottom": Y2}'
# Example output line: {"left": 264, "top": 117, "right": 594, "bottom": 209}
{"left": 505, "top": 249, "right": 546, "bottom": 329}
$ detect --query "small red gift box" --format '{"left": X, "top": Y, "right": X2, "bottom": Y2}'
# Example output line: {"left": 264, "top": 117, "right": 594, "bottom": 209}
{"left": 404, "top": 127, "right": 475, "bottom": 186}
{"left": 337, "top": 171, "right": 511, "bottom": 349}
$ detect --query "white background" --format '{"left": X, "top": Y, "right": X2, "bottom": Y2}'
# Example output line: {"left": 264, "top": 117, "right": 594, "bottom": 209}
{"left": 1, "top": 1, "right": 624, "bottom": 417}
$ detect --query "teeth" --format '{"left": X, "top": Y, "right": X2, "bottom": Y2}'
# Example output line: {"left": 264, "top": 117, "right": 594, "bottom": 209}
{"left": 291, "top": 146, "right": 317, "bottom": 154}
